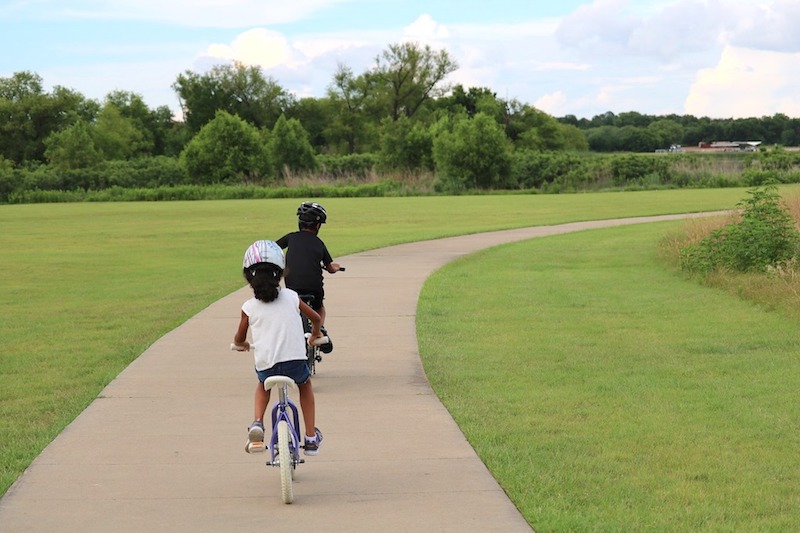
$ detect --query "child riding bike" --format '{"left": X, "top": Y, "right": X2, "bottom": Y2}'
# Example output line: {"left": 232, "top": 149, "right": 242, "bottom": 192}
{"left": 276, "top": 201, "right": 342, "bottom": 354}
{"left": 232, "top": 240, "right": 324, "bottom": 456}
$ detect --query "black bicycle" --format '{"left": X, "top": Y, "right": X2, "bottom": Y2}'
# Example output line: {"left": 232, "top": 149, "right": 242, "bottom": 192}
{"left": 298, "top": 267, "right": 343, "bottom": 375}
{"left": 298, "top": 294, "right": 326, "bottom": 375}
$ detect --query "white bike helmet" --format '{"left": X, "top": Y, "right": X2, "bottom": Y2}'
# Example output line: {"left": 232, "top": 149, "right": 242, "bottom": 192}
{"left": 243, "top": 240, "right": 285, "bottom": 270}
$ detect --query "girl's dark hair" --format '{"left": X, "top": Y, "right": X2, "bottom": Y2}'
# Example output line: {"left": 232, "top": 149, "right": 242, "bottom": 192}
{"left": 243, "top": 262, "right": 283, "bottom": 302}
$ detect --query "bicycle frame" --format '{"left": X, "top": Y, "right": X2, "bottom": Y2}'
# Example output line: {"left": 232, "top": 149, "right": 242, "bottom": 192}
{"left": 299, "top": 294, "right": 322, "bottom": 374}
{"left": 265, "top": 378, "right": 303, "bottom": 468}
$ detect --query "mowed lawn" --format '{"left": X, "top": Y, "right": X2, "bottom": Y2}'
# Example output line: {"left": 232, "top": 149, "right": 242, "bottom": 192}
{"left": 0, "top": 188, "right": 791, "bottom": 526}
{"left": 417, "top": 222, "right": 800, "bottom": 531}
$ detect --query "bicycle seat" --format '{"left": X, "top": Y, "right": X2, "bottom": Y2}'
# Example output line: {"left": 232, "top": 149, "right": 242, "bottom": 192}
{"left": 263, "top": 375, "right": 298, "bottom": 391}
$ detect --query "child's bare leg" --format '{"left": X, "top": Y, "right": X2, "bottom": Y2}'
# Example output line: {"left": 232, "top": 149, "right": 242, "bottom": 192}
{"left": 298, "top": 380, "right": 316, "bottom": 437}
{"left": 254, "top": 382, "right": 270, "bottom": 422}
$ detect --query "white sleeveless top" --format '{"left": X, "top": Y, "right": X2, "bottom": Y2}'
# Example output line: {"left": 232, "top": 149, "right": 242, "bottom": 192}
{"left": 242, "top": 288, "right": 306, "bottom": 371}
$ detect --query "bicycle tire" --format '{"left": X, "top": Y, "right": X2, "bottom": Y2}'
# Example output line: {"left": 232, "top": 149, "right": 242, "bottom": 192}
{"left": 277, "top": 420, "right": 294, "bottom": 504}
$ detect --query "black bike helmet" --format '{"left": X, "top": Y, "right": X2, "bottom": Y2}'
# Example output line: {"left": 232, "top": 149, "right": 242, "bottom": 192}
{"left": 297, "top": 201, "right": 327, "bottom": 224}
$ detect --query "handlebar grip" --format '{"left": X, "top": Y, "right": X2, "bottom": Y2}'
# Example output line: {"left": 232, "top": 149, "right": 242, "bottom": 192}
{"left": 305, "top": 335, "right": 329, "bottom": 346}
{"left": 230, "top": 343, "right": 250, "bottom": 351}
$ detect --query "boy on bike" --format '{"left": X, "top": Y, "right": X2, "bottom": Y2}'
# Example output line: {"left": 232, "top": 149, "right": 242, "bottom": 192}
{"left": 276, "top": 201, "right": 341, "bottom": 353}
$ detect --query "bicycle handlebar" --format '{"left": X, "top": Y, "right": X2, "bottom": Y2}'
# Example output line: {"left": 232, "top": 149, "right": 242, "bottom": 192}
{"left": 231, "top": 336, "right": 328, "bottom": 351}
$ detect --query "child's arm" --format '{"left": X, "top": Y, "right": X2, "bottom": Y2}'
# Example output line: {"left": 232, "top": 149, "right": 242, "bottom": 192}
{"left": 299, "top": 301, "right": 323, "bottom": 344}
{"left": 232, "top": 311, "right": 250, "bottom": 351}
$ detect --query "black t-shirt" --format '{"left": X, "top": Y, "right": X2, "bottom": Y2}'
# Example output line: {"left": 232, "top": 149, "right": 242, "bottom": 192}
{"left": 275, "top": 230, "right": 333, "bottom": 292}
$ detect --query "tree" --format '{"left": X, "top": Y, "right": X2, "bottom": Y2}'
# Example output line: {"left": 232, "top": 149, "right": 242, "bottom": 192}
{"left": 379, "top": 116, "right": 434, "bottom": 171}
{"left": 269, "top": 114, "right": 317, "bottom": 178}
{"left": 437, "top": 84, "right": 502, "bottom": 120}
{"left": 506, "top": 103, "right": 570, "bottom": 151}
{"left": 43, "top": 120, "right": 102, "bottom": 170}
{"left": 92, "top": 103, "right": 151, "bottom": 160}
{"left": 433, "top": 113, "right": 513, "bottom": 189}
{"left": 373, "top": 42, "right": 458, "bottom": 121}
{"left": 104, "top": 90, "right": 181, "bottom": 156}
{"left": 585, "top": 126, "right": 623, "bottom": 152}
{"left": 0, "top": 71, "right": 97, "bottom": 164}
{"left": 558, "top": 124, "right": 590, "bottom": 151}
{"left": 619, "top": 126, "right": 660, "bottom": 152}
{"left": 173, "top": 62, "right": 292, "bottom": 132}
{"left": 647, "top": 119, "right": 684, "bottom": 149}
{"left": 324, "top": 64, "right": 380, "bottom": 154}
{"left": 286, "top": 96, "right": 332, "bottom": 153}
{"left": 179, "top": 110, "right": 270, "bottom": 184}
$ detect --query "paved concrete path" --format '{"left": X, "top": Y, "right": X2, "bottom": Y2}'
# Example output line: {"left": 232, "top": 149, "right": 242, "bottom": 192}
{"left": 0, "top": 214, "right": 720, "bottom": 532}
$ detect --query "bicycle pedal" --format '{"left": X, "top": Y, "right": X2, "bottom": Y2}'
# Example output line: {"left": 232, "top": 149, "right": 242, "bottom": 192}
{"left": 246, "top": 441, "right": 266, "bottom": 454}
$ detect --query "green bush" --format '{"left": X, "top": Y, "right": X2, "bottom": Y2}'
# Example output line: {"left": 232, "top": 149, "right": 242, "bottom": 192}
{"left": 610, "top": 154, "right": 671, "bottom": 187}
{"left": 103, "top": 157, "right": 187, "bottom": 188}
{"left": 433, "top": 113, "right": 513, "bottom": 191}
{"left": 316, "top": 153, "right": 379, "bottom": 178}
{"left": 511, "top": 151, "right": 592, "bottom": 189}
{"left": 681, "top": 185, "right": 800, "bottom": 273}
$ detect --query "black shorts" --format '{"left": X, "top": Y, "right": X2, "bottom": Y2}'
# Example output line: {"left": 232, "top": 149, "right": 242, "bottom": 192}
{"left": 295, "top": 289, "right": 324, "bottom": 311}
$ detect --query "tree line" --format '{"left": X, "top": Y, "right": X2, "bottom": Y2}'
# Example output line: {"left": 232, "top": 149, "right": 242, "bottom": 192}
{"left": 564, "top": 111, "right": 800, "bottom": 153}
{"left": 2, "top": 41, "right": 799, "bottom": 202}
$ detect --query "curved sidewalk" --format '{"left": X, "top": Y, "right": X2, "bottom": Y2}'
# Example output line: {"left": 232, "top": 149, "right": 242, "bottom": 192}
{"left": 0, "top": 214, "right": 717, "bottom": 532}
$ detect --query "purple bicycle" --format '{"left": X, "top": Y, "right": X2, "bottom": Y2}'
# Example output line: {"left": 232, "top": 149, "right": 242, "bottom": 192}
{"left": 263, "top": 375, "right": 303, "bottom": 504}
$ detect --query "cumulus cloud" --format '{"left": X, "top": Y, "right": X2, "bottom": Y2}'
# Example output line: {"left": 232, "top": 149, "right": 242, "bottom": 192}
{"left": 556, "top": 0, "right": 725, "bottom": 61}
{"left": 684, "top": 45, "right": 800, "bottom": 118}
{"left": 534, "top": 91, "right": 570, "bottom": 116}
{"left": 204, "top": 29, "right": 294, "bottom": 68}
{"left": 718, "top": 0, "right": 800, "bottom": 53}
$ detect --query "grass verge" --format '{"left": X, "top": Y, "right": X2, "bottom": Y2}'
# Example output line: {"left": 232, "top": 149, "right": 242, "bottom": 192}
{"left": 417, "top": 222, "right": 800, "bottom": 531}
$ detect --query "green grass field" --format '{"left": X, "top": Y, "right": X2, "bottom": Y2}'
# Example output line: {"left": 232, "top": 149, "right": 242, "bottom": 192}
{"left": 417, "top": 223, "right": 800, "bottom": 531}
{"left": 1, "top": 188, "right": 796, "bottom": 530}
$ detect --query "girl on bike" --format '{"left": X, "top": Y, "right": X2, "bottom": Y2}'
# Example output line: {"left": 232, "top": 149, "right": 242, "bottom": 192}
{"left": 232, "top": 239, "right": 324, "bottom": 455}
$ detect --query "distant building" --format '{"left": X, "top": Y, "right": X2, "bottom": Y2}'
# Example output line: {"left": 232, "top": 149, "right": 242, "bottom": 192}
{"left": 696, "top": 141, "right": 762, "bottom": 152}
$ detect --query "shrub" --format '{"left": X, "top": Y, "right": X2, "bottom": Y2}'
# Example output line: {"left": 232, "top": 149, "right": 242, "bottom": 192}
{"left": 681, "top": 185, "right": 800, "bottom": 273}
{"left": 316, "top": 153, "right": 379, "bottom": 179}
{"left": 610, "top": 154, "right": 671, "bottom": 187}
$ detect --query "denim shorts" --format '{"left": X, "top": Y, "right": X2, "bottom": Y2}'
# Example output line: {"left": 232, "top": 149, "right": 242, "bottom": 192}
{"left": 256, "top": 359, "right": 310, "bottom": 385}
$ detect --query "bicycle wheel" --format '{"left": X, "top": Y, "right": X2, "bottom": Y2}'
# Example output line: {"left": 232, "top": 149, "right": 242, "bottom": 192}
{"left": 277, "top": 420, "right": 294, "bottom": 503}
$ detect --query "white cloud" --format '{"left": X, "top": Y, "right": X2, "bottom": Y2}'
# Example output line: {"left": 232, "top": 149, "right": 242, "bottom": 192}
{"left": 204, "top": 29, "right": 295, "bottom": 69}
{"left": 534, "top": 91, "right": 569, "bottom": 116}
{"left": 684, "top": 45, "right": 800, "bottom": 118}
{"left": 402, "top": 14, "right": 450, "bottom": 43}
{"left": 719, "top": 0, "right": 800, "bottom": 53}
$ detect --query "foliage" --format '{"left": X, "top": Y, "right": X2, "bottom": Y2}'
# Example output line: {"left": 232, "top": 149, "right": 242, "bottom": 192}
{"left": 179, "top": 110, "right": 270, "bottom": 184}
{"left": 374, "top": 42, "right": 458, "bottom": 121}
{"left": 610, "top": 154, "right": 671, "bottom": 187}
{"left": 433, "top": 113, "right": 513, "bottom": 191}
{"left": 43, "top": 120, "right": 102, "bottom": 170}
{"left": 92, "top": 103, "right": 151, "bottom": 159}
{"left": 378, "top": 115, "right": 434, "bottom": 171}
{"left": 268, "top": 114, "right": 318, "bottom": 178}
{"left": 681, "top": 185, "right": 800, "bottom": 272}
{"left": 172, "top": 61, "right": 293, "bottom": 133}
{"left": 316, "top": 153, "right": 379, "bottom": 179}
{"left": 511, "top": 150, "right": 594, "bottom": 190}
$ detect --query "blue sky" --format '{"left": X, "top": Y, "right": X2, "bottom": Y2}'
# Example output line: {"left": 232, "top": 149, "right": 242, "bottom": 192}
{"left": 2, "top": 0, "right": 800, "bottom": 120}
